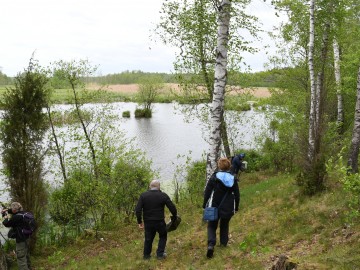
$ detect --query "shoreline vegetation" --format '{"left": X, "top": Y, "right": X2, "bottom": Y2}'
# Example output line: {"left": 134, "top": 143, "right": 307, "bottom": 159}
{"left": 0, "top": 83, "right": 271, "bottom": 111}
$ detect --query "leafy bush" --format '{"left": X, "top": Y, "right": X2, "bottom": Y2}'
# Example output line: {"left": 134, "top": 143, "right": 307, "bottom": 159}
{"left": 110, "top": 154, "right": 154, "bottom": 223}
{"left": 184, "top": 161, "right": 206, "bottom": 203}
{"left": 134, "top": 108, "right": 152, "bottom": 118}
{"left": 122, "top": 111, "right": 130, "bottom": 118}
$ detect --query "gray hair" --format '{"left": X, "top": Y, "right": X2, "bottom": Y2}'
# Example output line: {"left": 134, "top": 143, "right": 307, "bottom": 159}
{"left": 149, "top": 180, "right": 160, "bottom": 190}
{"left": 11, "top": 202, "right": 23, "bottom": 212}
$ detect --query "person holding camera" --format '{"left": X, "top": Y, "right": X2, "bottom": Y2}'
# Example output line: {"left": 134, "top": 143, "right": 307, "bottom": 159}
{"left": 2, "top": 202, "right": 31, "bottom": 270}
{"left": 135, "top": 180, "right": 177, "bottom": 260}
{"left": 203, "top": 158, "right": 240, "bottom": 259}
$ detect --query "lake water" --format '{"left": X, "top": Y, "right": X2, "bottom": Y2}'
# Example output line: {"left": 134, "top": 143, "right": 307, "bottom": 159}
{"left": 0, "top": 102, "right": 269, "bottom": 197}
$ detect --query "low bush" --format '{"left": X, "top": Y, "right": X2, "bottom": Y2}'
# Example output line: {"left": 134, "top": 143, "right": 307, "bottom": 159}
{"left": 122, "top": 111, "right": 130, "bottom": 118}
{"left": 134, "top": 108, "right": 152, "bottom": 118}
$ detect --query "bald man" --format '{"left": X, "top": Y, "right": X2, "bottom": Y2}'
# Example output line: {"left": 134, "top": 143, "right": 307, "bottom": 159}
{"left": 135, "top": 180, "right": 177, "bottom": 260}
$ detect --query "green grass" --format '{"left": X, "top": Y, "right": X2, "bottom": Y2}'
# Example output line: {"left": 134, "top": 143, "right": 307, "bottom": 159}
{"left": 28, "top": 172, "right": 360, "bottom": 270}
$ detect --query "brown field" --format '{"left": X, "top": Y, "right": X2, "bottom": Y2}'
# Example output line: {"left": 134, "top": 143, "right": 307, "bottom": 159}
{"left": 87, "top": 83, "right": 271, "bottom": 98}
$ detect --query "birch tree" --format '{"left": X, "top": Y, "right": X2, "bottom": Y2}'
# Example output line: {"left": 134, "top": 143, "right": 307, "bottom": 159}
{"left": 347, "top": 65, "right": 360, "bottom": 173}
{"left": 333, "top": 39, "right": 344, "bottom": 129}
{"left": 307, "top": 0, "right": 316, "bottom": 161}
{"left": 156, "top": 0, "right": 259, "bottom": 159}
{"left": 206, "top": 0, "right": 231, "bottom": 182}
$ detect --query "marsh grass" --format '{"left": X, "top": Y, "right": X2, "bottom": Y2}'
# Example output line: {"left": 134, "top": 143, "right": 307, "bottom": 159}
{"left": 30, "top": 172, "right": 360, "bottom": 269}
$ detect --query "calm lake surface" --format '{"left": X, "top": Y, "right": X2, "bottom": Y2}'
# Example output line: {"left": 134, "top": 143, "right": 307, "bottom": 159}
{"left": 0, "top": 102, "right": 269, "bottom": 197}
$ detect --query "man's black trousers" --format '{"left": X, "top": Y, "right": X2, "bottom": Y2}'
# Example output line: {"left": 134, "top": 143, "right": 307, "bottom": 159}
{"left": 143, "top": 220, "right": 167, "bottom": 257}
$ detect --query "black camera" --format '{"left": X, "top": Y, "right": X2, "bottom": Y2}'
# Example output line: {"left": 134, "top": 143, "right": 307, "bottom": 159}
{"left": 1, "top": 209, "right": 8, "bottom": 218}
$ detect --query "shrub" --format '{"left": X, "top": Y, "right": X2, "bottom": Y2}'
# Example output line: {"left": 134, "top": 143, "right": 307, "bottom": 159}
{"left": 122, "top": 111, "right": 130, "bottom": 118}
{"left": 185, "top": 161, "right": 206, "bottom": 203}
{"left": 134, "top": 108, "right": 152, "bottom": 118}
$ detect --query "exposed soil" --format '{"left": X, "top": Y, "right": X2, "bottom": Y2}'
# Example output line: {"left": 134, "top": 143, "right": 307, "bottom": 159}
{"left": 87, "top": 83, "right": 271, "bottom": 98}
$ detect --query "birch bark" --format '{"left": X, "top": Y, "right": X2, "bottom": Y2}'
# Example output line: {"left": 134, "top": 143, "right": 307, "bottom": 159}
{"left": 206, "top": 0, "right": 231, "bottom": 183}
{"left": 333, "top": 39, "right": 344, "bottom": 126}
{"left": 308, "top": 0, "right": 316, "bottom": 161}
{"left": 348, "top": 65, "right": 360, "bottom": 173}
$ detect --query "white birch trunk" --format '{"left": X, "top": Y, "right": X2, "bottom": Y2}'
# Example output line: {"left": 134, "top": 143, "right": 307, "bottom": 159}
{"left": 333, "top": 39, "right": 344, "bottom": 125}
{"left": 308, "top": 0, "right": 316, "bottom": 161}
{"left": 348, "top": 65, "right": 360, "bottom": 173}
{"left": 206, "top": 0, "right": 231, "bottom": 183}
{"left": 315, "top": 72, "right": 321, "bottom": 132}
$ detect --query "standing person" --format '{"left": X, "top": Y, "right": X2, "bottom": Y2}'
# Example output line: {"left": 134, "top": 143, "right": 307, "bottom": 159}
{"left": 135, "top": 180, "right": 177, "bottom": 260}
{"left": 230, "top": 153, "right": 246, "bottom": 178}
{"left": 203, "top": 158, "right": 240, "bottom": 258}
{"left": 2, "top": 202, "right": 31, "bottom": 270}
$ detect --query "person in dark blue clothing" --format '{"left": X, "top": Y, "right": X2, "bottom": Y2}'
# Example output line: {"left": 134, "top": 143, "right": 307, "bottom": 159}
{"left": 2, "top": 202, "right": 31, "bottom": 270}
{"left": 203, "top": 158, "right": 240, "bottom": 258}
{"left": 135, "top": 180, "right": 177, "bottom": 260}
{"left": 230, "top": 153, "right": 246, "bottom": 178}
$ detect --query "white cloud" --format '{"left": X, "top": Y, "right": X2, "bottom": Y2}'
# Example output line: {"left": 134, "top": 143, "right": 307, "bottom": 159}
{"left": 0, "top": 0, "right": 284, "bottom": 76}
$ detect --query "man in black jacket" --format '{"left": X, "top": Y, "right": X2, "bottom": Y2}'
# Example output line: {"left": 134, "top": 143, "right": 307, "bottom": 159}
{"left": 230, "top": 153, "right": 246, "bottom": 178}
{"left": 135, "top": 180, "right": 177, "bottom": 260}
{"left": 2, "top": 202, "right": 31, "bottom": 270}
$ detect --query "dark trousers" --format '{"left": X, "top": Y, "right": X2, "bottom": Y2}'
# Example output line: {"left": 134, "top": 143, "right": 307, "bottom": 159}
{"left": 207, "top": 218, "right": 231, "bottom": 247}
{"left": 143, "top": 220, "right": 167, "bottom": 257}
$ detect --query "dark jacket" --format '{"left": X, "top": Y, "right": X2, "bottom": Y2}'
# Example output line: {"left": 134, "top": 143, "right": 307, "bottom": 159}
{"left": 203, "top": 171, "right": 240, "bottom": 219}
{"left": 3, "top": 210, "right": 28, "bottom": 243}
{"left": 231, "top": 155, "right": 244, "bottom": 175}
{"left": 135, "top": 190, "right": 177, "bottom": 224}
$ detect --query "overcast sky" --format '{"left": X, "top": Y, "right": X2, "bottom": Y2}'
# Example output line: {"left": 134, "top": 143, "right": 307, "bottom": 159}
{"left": 0, "top": 0, "right": 284, "bottom": 77}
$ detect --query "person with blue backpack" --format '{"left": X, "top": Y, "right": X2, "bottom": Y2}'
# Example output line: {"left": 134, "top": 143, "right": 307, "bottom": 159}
{"left": 203, "top": 158, "right": 240, "bottom": 258}
{"left": 2, "top": 202, "right": 34, "bottom": 270}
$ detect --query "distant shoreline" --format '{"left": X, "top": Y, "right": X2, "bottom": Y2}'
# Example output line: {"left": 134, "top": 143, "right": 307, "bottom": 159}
{"left": 87, "top": 83, "right": 271, "bottom": 98}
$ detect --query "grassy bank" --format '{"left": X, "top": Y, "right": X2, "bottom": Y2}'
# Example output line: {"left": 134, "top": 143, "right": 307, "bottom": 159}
{"left": 30, "top": 172, "right": 360, "bottom": 269}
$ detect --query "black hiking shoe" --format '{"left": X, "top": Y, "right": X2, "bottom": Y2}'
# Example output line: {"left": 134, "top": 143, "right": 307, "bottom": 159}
{"left": 143, "top": 255, "right": 151, "bottom": 260}
{"left": 157, "top": 252, "right": 167, "bottom": 260}
{"left": 206, "top": 246, "right": 214, "bottom": 258}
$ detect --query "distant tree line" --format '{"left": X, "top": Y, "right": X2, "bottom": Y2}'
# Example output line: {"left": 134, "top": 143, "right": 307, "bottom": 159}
{"left": 0, "top": 70, "right": 12, "bottom": 85}
{"left": 86, "top": 69, "right": 282, "bottom": 88}
{"left": 1, "top": 68, "right": 284, "bottom": 88}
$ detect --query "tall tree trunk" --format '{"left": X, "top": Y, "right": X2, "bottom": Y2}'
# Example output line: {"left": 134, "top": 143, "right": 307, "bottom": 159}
{"left": 206, "top": 0, "right": 231, "bottom": 183}
{"left": 348, "top": 65, "right": 360, "bottom": 173}
{"left": 221, "top": 113, "right": 231, "bottom": 157}
{"left": 70, "top": 81, "right": 98, "bottom": 179}
{"left": 308, "top": 0, "right": 316, "bottom": 162}
{"left": 197, "top": 0, "right": 231, "bottom": 158}
{"left": 47, "top": 106, "right": 67, "bottom": 182}
{"left": 333, "top": 39, "right": 344, "bottom": 130}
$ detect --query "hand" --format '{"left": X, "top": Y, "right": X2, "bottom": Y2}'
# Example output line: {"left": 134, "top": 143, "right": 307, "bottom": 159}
{"left": 138, "top": 223, "right": 144, "bottom": 229}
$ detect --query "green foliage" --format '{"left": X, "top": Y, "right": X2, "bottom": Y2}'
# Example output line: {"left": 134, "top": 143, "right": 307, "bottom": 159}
{"left": 32, "top": 172, "right": 360, "bottom": 269}
{"left": 88, "top": 70, "right": 176, "bottom": 85}
{"left": 327, "top": 155, "right": 360, "bottom": 222}
{"left": 48, "top": 109, "right": 92, "bottom": 126}
{"left": 0, "top": 70, "right": 12, "bottom": 85}
{"left": 122, "top": 111, "right": 130, "bottom": 118}
{"left": 111, "top": 154, "right": 153, "bottom": 222}
{"left": 137, "top": 76, "right": 163, "bottom": 112}
{"left": 0, "top": 57, "right": 49, "bottom": 247}
{"left": 48, "top": 172, "right": 89, "bottom": 226}
{"left": 134, "top": 108, "right": 152, "bottom": 118}
{"left": 184, "top": 160, "right": 206, "bottom": 204}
